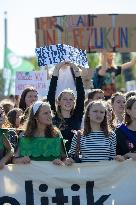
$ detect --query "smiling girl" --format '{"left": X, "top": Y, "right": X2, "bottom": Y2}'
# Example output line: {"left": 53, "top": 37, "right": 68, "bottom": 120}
{"left": 13, "top": 101, "right": 73, "bottom": 165}
{"left": 47, "top": 62, "right": 85, "bottom": 152}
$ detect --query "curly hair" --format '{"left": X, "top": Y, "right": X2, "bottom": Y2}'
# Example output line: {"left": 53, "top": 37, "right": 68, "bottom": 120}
{"left": 25, "top": 102, "right": 59, "bottom": 138}
{"left": 84, "top": 100, "right": 110, "bottom": 137}
{"left": 7, "top": 108, "right": 23, "bottom": 128}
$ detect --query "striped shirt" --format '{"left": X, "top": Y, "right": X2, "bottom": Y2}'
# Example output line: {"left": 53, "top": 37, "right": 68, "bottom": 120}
{"left": 69, "top": 131, "right": 116, "bottom": 162}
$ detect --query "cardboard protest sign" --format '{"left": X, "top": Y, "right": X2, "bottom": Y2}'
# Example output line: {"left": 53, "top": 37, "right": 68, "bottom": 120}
{"left": 35, "top": 14, "right": 136, "bottom": 52}
{"left": 15, "top": 71, "right": 49, "bottom": 97}
{"left": 35, "top": 44, "right": 88, "bottom": 67}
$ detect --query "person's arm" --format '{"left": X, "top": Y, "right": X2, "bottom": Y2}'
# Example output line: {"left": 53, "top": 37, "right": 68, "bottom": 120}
{"left": 60, "top": 137, "right": 74, "bottom": 166}
{"left": 123, "top": 152, "right": 136, "bottom": 160}
{"left": 98, "top": 52, "right": 108, "bottom": 76}
{"left": 70, "top": 63, "right": 85, "bottom": 118}
{"left": 121, "top": 56, "right": 136, "bottom": 70}
{"left": 0, "top": 135, "right": 14, "bottom": 169}
{"left": 12, "top": 156, "right": 31, "bottom": 164}
{"left": 47, "top": 62, "right": 66, "bottom": 113}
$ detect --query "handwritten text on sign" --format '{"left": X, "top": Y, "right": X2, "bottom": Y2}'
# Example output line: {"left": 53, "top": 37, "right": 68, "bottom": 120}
{"left": 35, "top": 14, "right": 136, "bottom": 52}
{"left": 35, "top": 44, "right": 88, "bottom": 67}
{"left": 15, "top": 71, "right": 48, "bottom": 97}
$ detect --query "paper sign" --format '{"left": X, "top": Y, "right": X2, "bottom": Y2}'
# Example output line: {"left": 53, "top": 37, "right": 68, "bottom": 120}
{"left": 35, "top": 44, "right": 88, "bottom": 67}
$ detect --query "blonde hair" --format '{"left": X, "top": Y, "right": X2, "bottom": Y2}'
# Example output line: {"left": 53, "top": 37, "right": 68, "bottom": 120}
{"left": 56, "top": 89, "right": 76, "bottom": 125}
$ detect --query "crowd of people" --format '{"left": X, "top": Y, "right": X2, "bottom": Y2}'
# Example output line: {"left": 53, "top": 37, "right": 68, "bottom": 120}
{"left": 0, "top": 53, "right": 136, "bottom": 169}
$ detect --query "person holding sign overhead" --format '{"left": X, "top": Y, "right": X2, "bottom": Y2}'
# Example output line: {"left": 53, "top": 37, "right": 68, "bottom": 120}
{"left": 47, "top": 61, "right": 85, "bottom": 152}
{"left": 93, "top": 52, "right": 136, "bottom": 100}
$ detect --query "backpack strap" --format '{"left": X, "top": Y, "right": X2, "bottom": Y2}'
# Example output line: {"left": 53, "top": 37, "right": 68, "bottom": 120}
{"left": 75, "top": 131, "right": 81, "bottom": 156}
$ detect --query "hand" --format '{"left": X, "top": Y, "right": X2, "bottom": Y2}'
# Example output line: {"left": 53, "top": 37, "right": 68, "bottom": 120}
{"left": 131, "top": 56, "right": 136, "bottom": 66}
{"left": 52, "top": 159, "right": 65, "bottom": 166}
{"left": 125, "top": 153, "right": 136, "bottom": 160}
{"left": 0, "top": 161, "right": 5, "bottom": 169}
{"left": 70, "top": 63, "right": 80, "bottom": 77}
{"left": 115, "top": 155, "right": 125, "bottom": 162}
{"left": 64, "top": 157, "right": 74, "bottom": 166}
{"left": 55, "top": 61, "right": 66, "bottom": 69}
{"left": 13, "top": 156, "right": 31, "bottom": 164}
{"left": 53, "top": 62, "right": 65, "bottom": 76}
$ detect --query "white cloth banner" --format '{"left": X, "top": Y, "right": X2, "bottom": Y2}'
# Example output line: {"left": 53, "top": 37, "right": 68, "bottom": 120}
{"left": 35, "top": 44, "right": 88, "bottom": 68}
{"left": 0, "top": 160, "right": 136, "bottom": 205}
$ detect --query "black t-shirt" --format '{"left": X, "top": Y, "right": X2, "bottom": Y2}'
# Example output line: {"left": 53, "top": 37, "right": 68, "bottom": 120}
{"left": 93, "top": 66, "right": 121, "bottom": 98}
{"left": 115, "top": 126, "right": 136, "bottom": 155}
{"left": 47, "top": 76, "right": 85, "bottom": 152}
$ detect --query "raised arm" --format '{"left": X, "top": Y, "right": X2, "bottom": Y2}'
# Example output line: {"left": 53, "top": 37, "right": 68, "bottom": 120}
{"left": 47, "top": 62, "right": 65, "bottom": 113}
{"left": 70, "top": 63, "right": 85, "bottom": 117}
{"left": 121, "top": 56, "right": 136, "bottom": 70}
{"left": 98, "top": 52, "right": 108, "bottom": 76}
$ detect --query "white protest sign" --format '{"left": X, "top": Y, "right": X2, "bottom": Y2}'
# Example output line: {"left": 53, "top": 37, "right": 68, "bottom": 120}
{"left": 126, "top": 80, "right": 136, "bottom": 92}
{"left": 0, "top": 160, "right": 136, "bottom": 205}
{"left": 35, "top": 44, "right": 88, "bottom": 68}
{"left": 15, "top": 70, "right": 49, "bottom": 97}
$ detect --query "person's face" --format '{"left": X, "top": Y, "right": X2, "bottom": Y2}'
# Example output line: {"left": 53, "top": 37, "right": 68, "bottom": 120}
{"left": 127, "top": 101, "right": 136, "bottom": 121}
{"left": 112, "top": 95, "right": 125, "bottom": 114}
{"left": 15, "top": 110, "right": 23, "bottom": 128}
{"left": 93, "top": 93, "right": 104, "bottom": 101}
{"left": 59, "top": 93, "right": 75, "bottom": 112}
{"left": 37, "top": 105, "right": 52, "bottom": 126}
{"left": 25, "top": 91, "right": 38, "bottom": 108}
{"left": 89, "top": 103, "right": 106, "bottom": 124}
{"left": 0, "top": 107, "right": 5, "bottom": 126}
{"left": 106, "top": 53, "right": 113, "bottom": 66}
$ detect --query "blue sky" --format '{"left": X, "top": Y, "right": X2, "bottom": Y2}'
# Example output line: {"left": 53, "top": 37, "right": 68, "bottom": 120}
{"left": 0, "top": 0, "right": 136, "bottom": 68}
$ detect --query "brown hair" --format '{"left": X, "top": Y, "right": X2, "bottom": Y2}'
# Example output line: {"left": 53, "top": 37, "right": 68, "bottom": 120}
{"left": 84, "top": 100, "right": 110, "bottom": 136}
{"left": 111, "top": 92, "right": 125, "bottom": 105}
{"left": 0, "top": 99, "right": 14, "bottom": 115}
{"left": 125, "top": 96, "right": 136, "bottom": 125}
{"left": 25, "top": 102, "right": 59, "bottom": 138}
{"left": 125, "top": 91, "right": 136, "bottom": 101}
{"left": 87, "top": 89, "right": 104, "bottom": 101}
{"left": 7, "top": 108, "right": 23, "bottom": 128}
{"left": 106, "top": 100, "right": 116, "bottom": 129}
{"left": 19, "top": 87, "right": 38, "bottom": 111}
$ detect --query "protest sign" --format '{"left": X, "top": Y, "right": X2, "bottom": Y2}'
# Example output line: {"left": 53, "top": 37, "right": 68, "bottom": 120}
{"left": 126, "top": 80, "right": 136, "bottom": 91}
{"left": 15, "top": 70, "right": 49, "bottom": 97}
{"left": 35, "top": 14, "right": 136, "bottom": 52}
{"left": 35, "top": 44, "right": 88, "bottom": 67}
